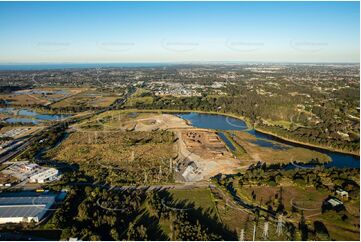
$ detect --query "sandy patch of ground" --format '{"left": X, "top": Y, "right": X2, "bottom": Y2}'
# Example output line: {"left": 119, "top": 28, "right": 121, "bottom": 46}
{"left": 173, "top": 129, "right": 241, "bottom": 182}
{"left": 181, "top": 130, "right": 233, "bottom": 160}
{"left": 129, "top": 114, "right": 242, "bottom": 181}
{"left": 84, "top": 113, "right": 191, "bottom": 131}
{"left": 132, "top": 114, "right": 190, "bottom": 131}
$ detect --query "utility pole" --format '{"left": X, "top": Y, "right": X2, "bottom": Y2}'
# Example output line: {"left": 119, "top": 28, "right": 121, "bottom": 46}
{"left": 144, "top": 171, "right": 148, "bottom": 184}
{"left": 158, "top": 165, "right": 162, "bottom": 181}
{"left": 88, "top": 132, "right": 92, "bottom": 144}
{"left": 252, "top": 223, "right": 256, "bottom": 241}
{"left": 276, "top": 214, "right": 284, "bottom": 236}
{"left": 239, "top": 229, "right": 245, "bottom": 241}
{"left": 118, "top": 113, "right": 122, "bottom": 127}
{"left": 96, "top": 68, "right": 100, "bottom": 83}
{"left": 263, "top": 221, "right": 269, "bottom": 239}
{"left": 130, "top": 151, "right": 135, "bottom": 162}
{"left": 94, "top": 131, "right": 98, "bottom": 144}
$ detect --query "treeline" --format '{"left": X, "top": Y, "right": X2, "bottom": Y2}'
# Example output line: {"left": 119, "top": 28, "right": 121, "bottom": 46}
{"left": 217, "top": 164, "right": 359, "bottom": 202}
{"left": 127, "top": 89, "right": 359, "bottom": 153}
{"left": 19, "top": 124, "right": 68, "bottom": 160}
{"left": 44, "top": 187, "right": 236, "bottom": 240}
{"left": 256, "top": 122, "right": 359, "bottom": 154}
{"left": 0, "top": 85, "right": 30, "bottom": 94}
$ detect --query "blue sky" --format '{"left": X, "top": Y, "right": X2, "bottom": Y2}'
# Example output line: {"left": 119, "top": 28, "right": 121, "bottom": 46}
{"left": 0, "top": 1, "right": 359, "bottom": 63}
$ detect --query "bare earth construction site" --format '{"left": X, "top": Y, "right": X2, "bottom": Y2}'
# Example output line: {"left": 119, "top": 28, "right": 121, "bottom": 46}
{"left": 53, "top": 111, "right": 242, "bottom": 183}
{"left": 49, "top": 110, "right": 330, "bottom": 185}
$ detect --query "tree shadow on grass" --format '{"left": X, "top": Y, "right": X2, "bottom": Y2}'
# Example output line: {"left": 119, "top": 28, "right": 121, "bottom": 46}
{"left": 134, "top": 210, "right": 169, "bottom": 240}
{"left": 155, "top": 189, "right": 237, "bottom": 240}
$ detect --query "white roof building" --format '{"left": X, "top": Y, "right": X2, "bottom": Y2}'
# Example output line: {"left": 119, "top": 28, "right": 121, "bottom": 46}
{"left": 29, "top": 168, "right": 59, "bottom": 183}
{"left": 0, "top": 196, "right": 55, "bottom": 224}
{"left": 1, "top": 162, "right": 60, "bottom": 185}
{"left": 336, "top": 188, "right": 349, "bottom": 198}
{"left": 327, "top": 198, "right": 343, "bottom": 207}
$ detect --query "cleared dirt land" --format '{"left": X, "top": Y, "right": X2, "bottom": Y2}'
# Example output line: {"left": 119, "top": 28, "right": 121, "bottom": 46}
{"left": 51, "top": 90, "right": 119, "bottom": 109}
{"left": 50, "top": 111, "right": 331, "bottom": 184}
{"left": 77, "top": 111, "right": 190, "bottom": 131}
{"left": 177, "top": 129, "right": 241, "bottom": 181}
{"left": 61, "top": 111, "right": 242, "bottom": 182}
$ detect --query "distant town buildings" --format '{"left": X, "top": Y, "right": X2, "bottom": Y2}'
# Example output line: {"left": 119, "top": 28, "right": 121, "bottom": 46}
{"left": 150, "top": 82, "right": 202, "bottom": 97}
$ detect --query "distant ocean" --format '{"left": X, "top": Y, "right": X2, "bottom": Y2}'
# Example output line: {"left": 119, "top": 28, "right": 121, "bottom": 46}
{"left": 0, "top": 63, "right": 174, "bottom": 71}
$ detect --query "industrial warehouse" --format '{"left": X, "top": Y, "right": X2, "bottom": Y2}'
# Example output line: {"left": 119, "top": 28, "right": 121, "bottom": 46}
{"left": 0, "top": 161, "right": 59, "bottom": 187}
{"left": 0, "top": 195, "right": 56, "bottom": 224}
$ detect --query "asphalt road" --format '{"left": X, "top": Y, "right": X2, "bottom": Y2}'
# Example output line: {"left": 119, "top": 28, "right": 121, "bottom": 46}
{"left": 0, "top": 136, "right": 37, "bottom": 164}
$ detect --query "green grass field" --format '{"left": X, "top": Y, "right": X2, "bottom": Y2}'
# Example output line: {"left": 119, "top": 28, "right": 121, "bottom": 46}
{"left": 125, "top": 96, "right": 154, "bottom": 107}
{"left": 168, "top": 188, "right": 217, "bottom": 213}
{"left": 231, "top": 130, "right": 331, "bottom": 164}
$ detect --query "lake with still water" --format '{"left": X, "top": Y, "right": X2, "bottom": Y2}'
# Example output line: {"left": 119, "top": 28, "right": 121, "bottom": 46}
{"left": 177, "top": 112, "right": 360, "bottom": 169}
{"left": 0, "top": 108, "right": 70, "bottom": 124}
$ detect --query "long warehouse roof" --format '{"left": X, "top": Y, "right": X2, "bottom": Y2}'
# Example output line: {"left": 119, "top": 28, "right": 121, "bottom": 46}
{"left": 0, "top": 196, "right": 55, "bottom": 218}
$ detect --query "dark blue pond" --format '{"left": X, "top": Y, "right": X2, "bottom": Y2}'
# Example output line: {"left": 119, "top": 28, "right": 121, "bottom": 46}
{"left": 18, "top": 109, "right": 69, "bottom": 121}
{"left": 0, "top": 108, "right": 70, "bottom": 123}
{"left": 5, "top": 117, "right": 39, "bottom": 124}
{"left": 178, "top": 112, "right": 360, "bottom": 169}
{"left": 177, "top": 112, "right": 247, "bottom": 130}
{"left": 217, "top": 132, "right": 236, "bottom": 151}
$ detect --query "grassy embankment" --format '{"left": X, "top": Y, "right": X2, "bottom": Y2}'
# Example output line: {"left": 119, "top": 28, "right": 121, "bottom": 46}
{"left": 230, "top": 131, "right": 331, "bottom": 164}
{"left": 254, "top": 126, "right": 359, "bottom": 156}
{"left": 218, "top": 131, "right": 251, "bottom": 161}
